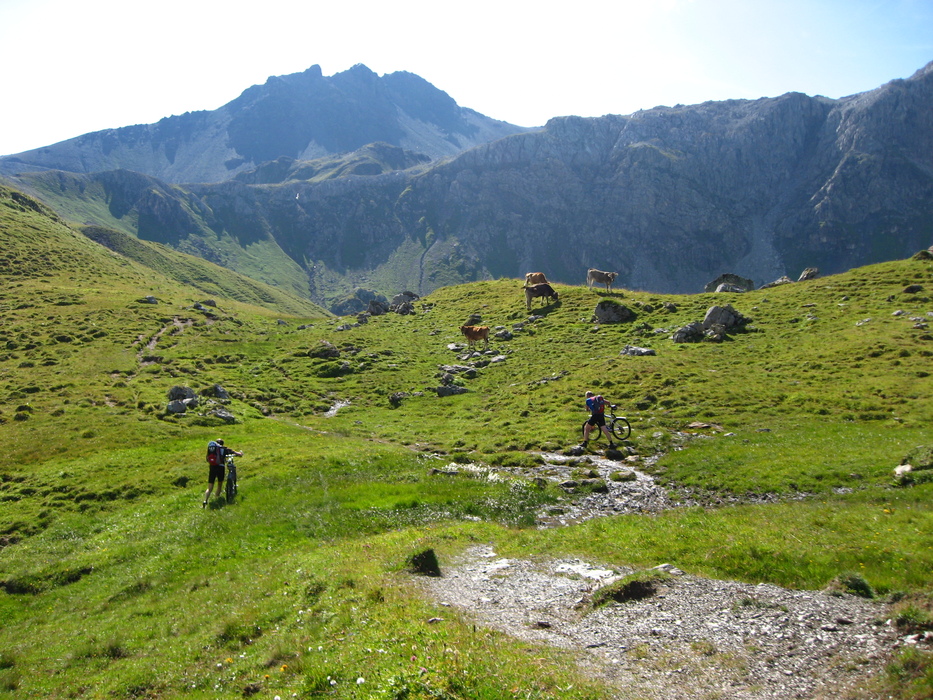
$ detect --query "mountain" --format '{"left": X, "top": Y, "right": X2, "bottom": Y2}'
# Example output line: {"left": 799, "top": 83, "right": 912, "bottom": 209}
{"left": 5, "top": 62, "right": 933, "bottom": 312}
{"left": 0, "top": 64, "right": 529, "bottom": 184}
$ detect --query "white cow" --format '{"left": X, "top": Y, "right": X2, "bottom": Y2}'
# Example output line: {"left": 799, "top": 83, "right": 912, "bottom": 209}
{"left": 587, "top": 268, "right": 618, "bottom": 292}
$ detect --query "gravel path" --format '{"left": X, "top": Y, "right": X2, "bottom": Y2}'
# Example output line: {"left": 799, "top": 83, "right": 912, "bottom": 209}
{"left": 414, "top": 449, "right": 929, "bottom": 698}
{"left": 419, "top": 545, "right": 899, "bottom": 699}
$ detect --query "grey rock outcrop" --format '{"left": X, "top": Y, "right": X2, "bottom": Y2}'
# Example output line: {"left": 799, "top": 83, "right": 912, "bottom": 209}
{"left": 620, "top": 345, "right": 657, "bottom": 356}
{"left": 798, "top": 267, "right": 820, "bottom": 281}
{"left": 705, "top": 274, "right": 755, "bottom": 293}
{"left": 671, "top": 322, "right": 706, "bottom": 343}
{"left": 760, "top": 276, "right": 794, "bottom": 289}
{"left": 703, "top": 305, "right": 750, "bottom": 332}
{"left": 367, "top": 299, "right": 389, "bottom": 316}
{"left": 200, "top": 384, "right": 231, "bottom": 400}
{"left": 167, "top": 386, "right": 196, "bottom": 401}
{"left": 210, "top": 408, "right": 237, "bottom": 424}
{"left": 594, "top": 300, "right": 636, "bottom": 324}
{"left": 166, "top": 386, "right": 199, "bottom": 414}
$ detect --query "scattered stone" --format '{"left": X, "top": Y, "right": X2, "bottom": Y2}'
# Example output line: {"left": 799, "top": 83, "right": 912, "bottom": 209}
{"left": 620, "top": 344, "right": 656, "bottom": 356}
{"left": 438, "top": 364, "right": 477, "bottom": 378}
{"left": 389, "top": 392, "right": 409, "bottom": 408}
{"left": 210, "top": 408, "right": 237, "bottom": 424}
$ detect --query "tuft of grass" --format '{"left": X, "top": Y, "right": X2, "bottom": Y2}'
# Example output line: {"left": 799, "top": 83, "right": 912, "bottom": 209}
{"left": 589, "top": 570, "right": 673, "bottom": 608}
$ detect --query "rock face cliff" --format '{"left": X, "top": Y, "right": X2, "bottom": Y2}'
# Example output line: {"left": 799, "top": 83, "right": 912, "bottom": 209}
{"left": 6, "top": 62, "right": 932, "bottom": 308}
{"left": 0, "top": 64, "right": 528, "bottom": 184}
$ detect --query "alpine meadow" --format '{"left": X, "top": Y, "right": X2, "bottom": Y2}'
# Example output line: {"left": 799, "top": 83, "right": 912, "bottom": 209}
{"left": 2, "top": 179, "right": 933, "bottom": 699}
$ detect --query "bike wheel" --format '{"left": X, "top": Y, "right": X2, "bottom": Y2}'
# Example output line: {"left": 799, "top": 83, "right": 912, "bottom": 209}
{"left": 611, "top": 417, "right": 631, "bottom": 441}
{"left": 582, "top": 419, "right": 601, "bottom": 441}
{"left": 225, "top": 472, "right": 236, "bottom": 502}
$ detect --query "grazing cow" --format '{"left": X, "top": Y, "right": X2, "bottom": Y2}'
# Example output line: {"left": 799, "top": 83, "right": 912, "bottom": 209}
{"left": 587, "top": 268, "right": 618, "bottom": 292}
{"left": 523, "top": 272, "right": 549, "bottom": 287}
{"left": 459, "top": 325, "right": 489, "bottom": 350}
{"left": 524, "top": 283, "right": 559, "bottom": 310}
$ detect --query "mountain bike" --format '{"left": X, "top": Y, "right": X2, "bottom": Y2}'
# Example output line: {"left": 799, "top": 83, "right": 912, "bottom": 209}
{"left": 224, "top": 454, "right": 239, "bottom": 503}
{"left": 581, "top": 404, "right": 631, "bottom": 442}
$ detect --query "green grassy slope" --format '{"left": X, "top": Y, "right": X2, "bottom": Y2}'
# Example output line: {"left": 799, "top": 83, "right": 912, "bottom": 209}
{"left": 6, "top": 171, "right": 316, "bottom": 302}
{"left": 1, "top": 181, "right": 932, "bottom": 698}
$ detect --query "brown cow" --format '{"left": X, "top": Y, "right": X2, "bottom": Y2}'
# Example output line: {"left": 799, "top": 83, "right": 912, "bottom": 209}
{"left": 587, "top": 268, "right": 618, "bottom": 292}
{"left": 523, "top": 272, "right": 549, "bottom": 287}
{"left": 524, "top": 283, "right": 559, "bottom": 310}
{"left": 459, "top": 325, "right": 489, "bottom": 350}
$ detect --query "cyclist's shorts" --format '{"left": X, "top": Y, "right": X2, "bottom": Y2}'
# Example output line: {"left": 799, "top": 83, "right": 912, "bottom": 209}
{"left": 208, "top": 463, "right": 226, "bottom": 483}
{"left": 586, "top": 414, "right": 607, "bottom": 427}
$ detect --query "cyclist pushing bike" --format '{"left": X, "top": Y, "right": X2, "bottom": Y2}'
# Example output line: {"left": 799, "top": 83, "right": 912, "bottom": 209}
{"left": 203, "top": 438, "right": 243, "bottom": 508}
{"left": 581, "top": 390, "right": 616, "bottom": 448}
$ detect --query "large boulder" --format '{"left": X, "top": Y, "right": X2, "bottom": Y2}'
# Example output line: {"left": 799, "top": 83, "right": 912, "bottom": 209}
{"left": 167, "top": 385, "right": 196, "bottom": 401}
{"left": 620, "top": 345, "right": 656, "bottom": 356}
{"left": 367, "top": 299, "right": 389, "bottom": 315}
{"left": 760, "top": 275, "right": 794, "bottom": 289}
{"left": 672, "top": 322, "right": 705, "bottom": 343}
{"left": 200, "top": 384, "right": 230, "bottom": 400}
{"left": 703, "top": 304, "right": 750, "bottom": 332}
{"left": 391, "top": 291, "right": 420, "bottom": 306}
{"left": 309, "top": 340, "right": 341, "bottom": 359}
{"left": 797, "top": 267, "right": 819, "bottom": 281}
{"left": 594, "top": 300, "right": 636, "bottom": 324}
{"left": 704, "top": 274, "right": 754, "bottom": 293}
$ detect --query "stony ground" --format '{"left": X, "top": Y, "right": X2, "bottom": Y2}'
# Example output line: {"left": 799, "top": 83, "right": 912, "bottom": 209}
{"left": 415, "top": 448, "right": 931, "bottom": 699}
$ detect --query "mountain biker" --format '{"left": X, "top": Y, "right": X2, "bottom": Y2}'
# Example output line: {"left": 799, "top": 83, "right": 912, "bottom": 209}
{"left": 203, "top": 438, "right": 243, "bottom": 508}
{"left": 581, "top": 391, "right": 616, "bottom": 448}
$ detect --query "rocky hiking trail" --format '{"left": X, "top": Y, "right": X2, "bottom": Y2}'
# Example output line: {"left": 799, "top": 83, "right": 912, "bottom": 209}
{"left": 416, "top": 449, "right": 927, "bottom": 698}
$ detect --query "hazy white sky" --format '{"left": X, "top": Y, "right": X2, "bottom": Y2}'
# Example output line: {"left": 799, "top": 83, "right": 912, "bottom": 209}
{"left": 1, "top": 0, "right": 931, "bottom": 156}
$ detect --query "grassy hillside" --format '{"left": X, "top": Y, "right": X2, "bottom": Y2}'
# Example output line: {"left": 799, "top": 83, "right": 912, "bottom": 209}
{"left": 1, "top": 182, "right": 933, "bottom": 698}
{"left": 6, "top": 170, "right": 316, "bottom": 302}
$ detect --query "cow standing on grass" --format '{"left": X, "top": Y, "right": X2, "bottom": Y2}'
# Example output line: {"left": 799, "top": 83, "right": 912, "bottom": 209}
{"left": 459, "top": 325, "right": 489, "bottom": 350}
{"left": 524, "top": 283, "right": 559, "bottom": 310}
{"left": 587, "top": 268, "right": 618, "bottom": 293}
{"left": 523, "top": 272, "right": 549, "bottom": 287}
